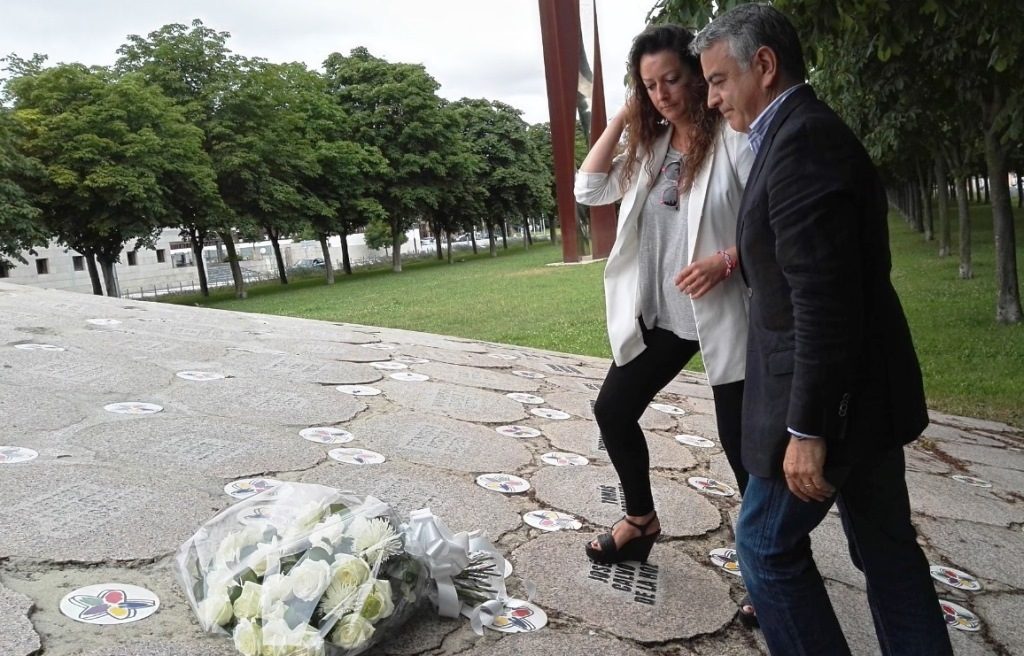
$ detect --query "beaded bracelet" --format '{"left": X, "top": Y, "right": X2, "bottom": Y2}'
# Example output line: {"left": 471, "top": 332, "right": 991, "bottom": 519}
{"left": 716, "top": 250, "right": 737, "bottom": 278}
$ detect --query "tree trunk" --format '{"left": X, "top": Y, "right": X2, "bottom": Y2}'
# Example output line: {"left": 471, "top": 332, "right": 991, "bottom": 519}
{"left": 1017, "top": 171, "right": 1023, "bottom": 208}
{"left": 217, "top": 230, "right": 246, "bottom": 299}
{"left": 548, "top": 214, "right": 557, "bottom": 244}
{"left": 909, "top": 179, "right": 924, "bottom": 233}
{"left": 983, "top": 127, "right": 1023, "bottom": 323}
{"left": 486, "top": 222, "right": 497, "bottom": 257}
{"left": 982, "top": 174, "right": 990, "bottom": 204}
{"left": 953, "top": 175, "right": 970, "bottom": 276}
{"left": 390, "top": 219, "right": 402, "bottom": 272}
{"left": 524, "top": 218, "right": 532, "bottom": 249}
{"left": 470, "top": 229, "right": 478, "bottom": 255}
{"left": 98, "top": 258, "right": 119, "bottom": 298}
{"left": 934, "top": 157, "right": 950, "bottom": 255}
{"left": 85, "top": 252, "right": 103, "bottom": 295}
{"left": 339, "top": 228, "right": 352, "bottom": 274}
{"left": 970, "top": 175, "right": 979, "bottom": 203}
{"left": 186, "top": 226, "right": 210, "bottom": 297}
{"left": 319, "top": 233, "right": 335, "bottom": 285}
{"left": 500, "top": 219, "right": 508, "bottom": 250}
{"left": 268, "top": 229, "right": 288, "bottom": 284}
{"left": 433, "top": 221, "right": 444, "bottom": 260}
{"left": 917, "top": 163, "right": 934, "bottom": 241}
{"left": 446, "top": 228, "right": 453, "bottom": 264}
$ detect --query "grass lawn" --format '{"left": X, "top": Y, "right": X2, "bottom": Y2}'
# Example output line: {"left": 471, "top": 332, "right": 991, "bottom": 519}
{"left": 165, "top": 207, "right": 1023, "bottom": 429}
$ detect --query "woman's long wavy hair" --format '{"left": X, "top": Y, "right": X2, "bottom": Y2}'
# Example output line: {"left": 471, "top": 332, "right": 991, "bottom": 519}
{"left": 621, "top": 24, "right": 719, "bottom": 194}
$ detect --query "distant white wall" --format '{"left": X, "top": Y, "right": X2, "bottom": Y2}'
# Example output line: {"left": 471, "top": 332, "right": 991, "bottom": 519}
{"left": 0, "top": 227, "right": 425, "bottom": 297}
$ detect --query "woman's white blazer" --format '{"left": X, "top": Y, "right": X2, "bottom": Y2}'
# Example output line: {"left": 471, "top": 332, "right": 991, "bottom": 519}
{"left": 574, "top": 124, "right": 753, "bottom": 385}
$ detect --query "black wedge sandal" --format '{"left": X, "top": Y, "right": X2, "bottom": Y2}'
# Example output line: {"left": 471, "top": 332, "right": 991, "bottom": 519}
{"left": 584, "top": 514, "right": 661, "bottom": 564}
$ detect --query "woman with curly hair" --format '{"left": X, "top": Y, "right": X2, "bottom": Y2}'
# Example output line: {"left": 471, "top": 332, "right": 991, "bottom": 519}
{"left": 574, "top": 23, "right": 752, "bottom": 590}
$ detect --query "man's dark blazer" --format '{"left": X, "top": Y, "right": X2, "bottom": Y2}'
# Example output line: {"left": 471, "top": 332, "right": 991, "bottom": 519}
{"left": 737, "top": 85, "right": 928, "bottom": 479}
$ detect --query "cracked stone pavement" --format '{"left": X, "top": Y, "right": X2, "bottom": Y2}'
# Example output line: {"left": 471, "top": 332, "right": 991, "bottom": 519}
{"left": 1, "top": 282, "right": 1021, "bottom": 656}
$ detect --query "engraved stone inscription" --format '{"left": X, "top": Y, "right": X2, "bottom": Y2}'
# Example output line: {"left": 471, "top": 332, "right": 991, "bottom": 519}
{"left": 3, "top": 483, "right": 140, "bottom": 540}
{"left": 599, "top": 484, "right": 627, "bottom": 512}
{"left": 546, "top": 363, "right": 583, "bottom": 375}
{"left": 588, "top": 561, "right": 660, "bottom": 606}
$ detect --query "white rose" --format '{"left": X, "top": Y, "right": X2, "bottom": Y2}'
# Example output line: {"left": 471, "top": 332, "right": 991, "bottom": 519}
{"left": 289, "top": 557, "right": 332, "bottom": 602}
{"left": 262, "top": 619, "right": 325, "bottom": 656}
{"left": 262, "top": 573, "right": 293, "bottom": 604}
{"left": 215, "top": 526, "right": 263, "bottom": 570}
{"left": 357, "top": 579, "right": 395, "bottom": 623}
{"left": 232, "top": 617, "right": 262, "bottom": 656}
{"left": 232, "top": 581, "right": 263, "bottom": 620}
{"left": 331, "top": 553, "right": 370, "bottom": 589}
{"left": 308, "top": 514, "right": 347, "bottom": 550}
{"left": 279, "top": 500, "right": 330, "bottom": 545}
{"left": 198, "top": 590, "right": 233, "bottom": 629}
{"left": 329, "top": 613, "right": 375, "bottom": 649}
{"left": 243, "top": 540, "right": 279, "bottom": 577}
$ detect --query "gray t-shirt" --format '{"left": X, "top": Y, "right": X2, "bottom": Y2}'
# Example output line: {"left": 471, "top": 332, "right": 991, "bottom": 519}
{"left": 637, "top": 146, "right": 698, "bottom": 341}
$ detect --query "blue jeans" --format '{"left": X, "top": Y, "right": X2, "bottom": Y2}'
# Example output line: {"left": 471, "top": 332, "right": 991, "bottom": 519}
{"left": 736, "top": 447, "right": 952, "bottom": 656}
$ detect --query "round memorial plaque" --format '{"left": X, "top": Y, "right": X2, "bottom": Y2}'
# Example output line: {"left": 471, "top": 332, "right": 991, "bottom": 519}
{"left": 511, "top": 370, "right": 546, "bottom": 379}
{"left": 224, "top": 477, "right": 282, "bottom": 500}
{"left": 487, "top": 598, "right": 548, "bottom": 633}
{"left": 175, "top": 371, "right": 226, "bottom": 381}
{"left": 335, "top": 385, "right": 382, "bottom": 396}
{"left": 687, "top": 477, "right": 736, "bottom": 497}
{"left": 371, "top": 361, "right": 408, "bottom": 371}
{"left": 495, "top": 425, "right": 543, "bottom": 439}
{"left": 60, "top": 583, "right": 159, "bottom": 625}
{"left": 709, "top": 548, "right": 742, "bottom": 576}
{"left": 523, "top": 510, "right": 583, "bottom": 532}
{"left": 675, "top": 434, "right": 715, "bottom": 448}
{"left": 507, "top": 392, "right": 545, "bottom": 405}
{"left": 299, "top": 427, "right": 354, "bottom": 445}
{"left": 940, "top": 599, "right": 981, "bottom": 631}
{"left": 103, "top": 402, "right": 163, "bottom": 415}
{"left": 540, "top": 452, "right": 590, "bottom": 467}
{"left": 649, "top": 402, "right": 686, "bottom": 416}
{"left": 390, "top": 372, "right": 430, "bottom": 382}
{"left": 930, "top": 565, "right": 982, "bottom": 592}
{"left": 0, "top": 446, "right": 38, "bottom": 464}
{"left": 950, "top": 474, "right": 992, "bottom": 488}
{"left": 530, "top": 408, "right": 571, "bottom": 420}
{"left": 476, "top": 473, "right": 531, "bottom": 494}
{"left": 329, "top": 448, "right": 386, "bottom": 465}
{"left": 14, "top": 343, "right": 65, "bottom": 351}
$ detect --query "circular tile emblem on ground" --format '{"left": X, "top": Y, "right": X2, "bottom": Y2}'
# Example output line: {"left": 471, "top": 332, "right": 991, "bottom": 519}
{"left": 930, "top": 565, "right": 982, "bottom": 591}
{"left": 649, "top": 402, "right": 686, "bottom": 416}
{"left": 530, "top": 408, "right": 571, "bottom": 420}
{"left": 687, "top": 477, "right": 736, "bottom": 497}
{"left": 504, "top": 558, "right": 514, "bottom": 578}
{"left": 335, "top": 385, "right": 382, "bottom": 396}
{"left": 476, "top": 473, "right": 531, "bottom": 494}
{"left": 0, "top": 446, "right": 38, "bottom": 464}
{"left": 371, "top": 361, "right": 408, "bottom": 370}
{"left": 506, "top": 392, "right": 545, "bottom": 404}
{"left": 951, "top": 474, "right": 992, "bottom": 488}
{"left": 709, "top": 548, "right": 742, "bottom": 576}
{"left": 329, "top": 447, "right": 386, "bottom": 465}
{"left": 14, "top": 343, "right": 65, "bottom": 351}
{"left": 237, "top": 504, "right": 277, "bottom": 526}
{"left": 512, "top": 370, "right": 546, "bottom": 379}
{"left": 103, "top": 402, "right": 163, "bottom": 415}
{"left": 487, "top": 353, "right": 519, "bottom": 361}
{"left": 299, "top": 427, "right": 354, "bottom": 445}
{"left": 541, "top": 452, "right": 590, "bottom": 466}
{"left": 361, "top": 343, "right": 396, "bottom": 350}
{"left": 675, "top": 434, "right": 715, "bottom": 448}
{"left": 487, "top": 598, "right": 548, "bottom": 633}
{"left": 175, "top": 371, "right": 226, "bottom": 381}
{"left": 60, "top": 583, "right": 159, "bottom": 624}
{"left": 394, "top": 356, "right": 429, "bottom": 364}
{"left": 496, "top": 425, "right": 543, "bottom": 439}
{"left": 86, "top": 318, "right": 122, "bottom": 326}
{"left": 523, "top": 510, "right": 583, "bottom": 532}
{"left": 224, "top": 477, "right": 281, "bottom": 499}
{"left": 940, "top": 599, "right": 981, "bottom": 631}
{"left": 389, "top": 372, "right": 430, "bottom": 382}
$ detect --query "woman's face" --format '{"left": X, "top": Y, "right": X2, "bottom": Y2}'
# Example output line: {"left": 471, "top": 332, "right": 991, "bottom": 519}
{"left": 639, "top": 49, "right": 696, "bottom": 125}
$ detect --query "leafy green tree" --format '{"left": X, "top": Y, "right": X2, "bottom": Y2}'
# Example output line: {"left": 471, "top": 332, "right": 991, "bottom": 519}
{"left": 9, "top": 64, "right": 214, "bottom": 296}
{"left": 299, "top": 71, "right": 389, "bottom": 280}
{"left": 115, "top": 19, "right": 237, "bottom": 296}
{"left": 323, "top": 48, "right": 456, "bottom": 272}
{"left": 0, "top": 108, "right": 46, "bottom": 267}
{"left": 210, "top": 59, "right": 327, "bottom": 285}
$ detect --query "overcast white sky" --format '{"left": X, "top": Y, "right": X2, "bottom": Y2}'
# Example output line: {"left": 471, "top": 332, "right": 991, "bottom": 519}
{"left": 0, "top": 1, "right": 655, "bottom": 125}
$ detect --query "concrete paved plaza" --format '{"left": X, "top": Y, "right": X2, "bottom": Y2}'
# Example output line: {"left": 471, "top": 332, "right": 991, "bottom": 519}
{"left": 1, "top": 282, "right": 1021, "bottom": 655}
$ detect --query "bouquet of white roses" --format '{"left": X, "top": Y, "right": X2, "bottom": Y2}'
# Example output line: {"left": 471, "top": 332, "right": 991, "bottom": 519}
{"left": 175, "top": 483, "right": 507, "bottom": 656}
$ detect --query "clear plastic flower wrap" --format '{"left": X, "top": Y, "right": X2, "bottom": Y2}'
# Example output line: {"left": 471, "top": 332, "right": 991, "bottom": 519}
{"left": 174, "top": 483, "right": 429, "bottom": 656}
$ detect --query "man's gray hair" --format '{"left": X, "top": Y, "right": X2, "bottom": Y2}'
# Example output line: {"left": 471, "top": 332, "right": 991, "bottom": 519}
{"left": 690, "top": 3, "right": 808, "bottom": 83}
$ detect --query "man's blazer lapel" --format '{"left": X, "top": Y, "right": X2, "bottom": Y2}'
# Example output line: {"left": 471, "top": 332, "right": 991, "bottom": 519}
{"left": 737, "top": 86, "right": 818, "bottom": 252}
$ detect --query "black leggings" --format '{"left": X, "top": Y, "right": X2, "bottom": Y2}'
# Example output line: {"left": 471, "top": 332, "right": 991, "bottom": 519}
{"left": 593, "top": 326, "right": 747, "bottom": 516}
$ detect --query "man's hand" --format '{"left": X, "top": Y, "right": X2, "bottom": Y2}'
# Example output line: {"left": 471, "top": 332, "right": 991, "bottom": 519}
{"left": 783, "top": 437, "right": 835, "bottom": 502}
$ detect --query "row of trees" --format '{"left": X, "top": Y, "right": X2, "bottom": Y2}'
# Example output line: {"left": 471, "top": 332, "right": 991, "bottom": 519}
{"left": 654, "top": 0, "right": 1023, "bottom": 324}
{"left": 0, "top": 20, "right": 556, "bottom": 297}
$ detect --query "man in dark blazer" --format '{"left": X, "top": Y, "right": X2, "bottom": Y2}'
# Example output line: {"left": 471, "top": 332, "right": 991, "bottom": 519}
{"left": 693, "top": 5, "right": 953, "bottom": 655}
